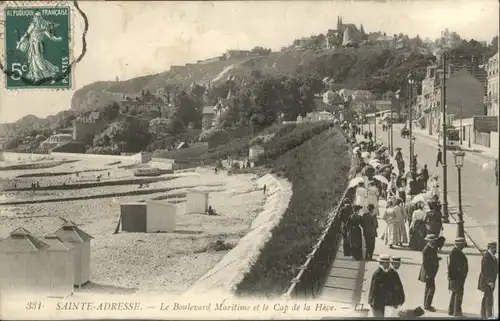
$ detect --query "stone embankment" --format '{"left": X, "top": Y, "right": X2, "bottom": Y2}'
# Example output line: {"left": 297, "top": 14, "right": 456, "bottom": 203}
{"left": 184, "top": 173, "right": 292, "bottom": 298}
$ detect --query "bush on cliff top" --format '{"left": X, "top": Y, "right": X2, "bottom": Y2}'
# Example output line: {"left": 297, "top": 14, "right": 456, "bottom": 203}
{"left": 235, "top": 126, "right": 350, "bottom": 297}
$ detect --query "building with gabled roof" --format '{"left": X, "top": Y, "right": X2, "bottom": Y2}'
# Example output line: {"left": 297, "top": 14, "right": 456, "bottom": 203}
{"left": 53, "top": 221, "right": 93, "bottom": 287}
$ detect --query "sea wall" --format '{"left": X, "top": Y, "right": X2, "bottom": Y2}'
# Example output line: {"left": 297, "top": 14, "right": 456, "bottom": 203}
{"left": 184, "top": 173, "right": 292, "bottom": 298}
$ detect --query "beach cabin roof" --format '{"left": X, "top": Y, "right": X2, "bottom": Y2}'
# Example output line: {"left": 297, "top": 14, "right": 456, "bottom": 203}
{"left": 177, "top": 142, "right": 189, "bottom": 149}
{"left": 0, "top": 227, "right": 49, "bottom": 252}
{"left": 250, "top": 145, "right": 264, "bottom": 150}
{"left": 43, "top": 234, "right": 75, "bottom": 252}
{"left": 53, "top": 221, "right": 93, "bottom": 244}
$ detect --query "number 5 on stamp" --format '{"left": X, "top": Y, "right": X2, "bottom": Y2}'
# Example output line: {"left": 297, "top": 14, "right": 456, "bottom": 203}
{"left": 4, "top": 6, "right": 71, "bottom": 89}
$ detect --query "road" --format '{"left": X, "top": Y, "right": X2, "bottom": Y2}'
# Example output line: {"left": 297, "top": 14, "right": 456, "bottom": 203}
{"left": 364, "top": 123, "right": 498, "bottom": 251}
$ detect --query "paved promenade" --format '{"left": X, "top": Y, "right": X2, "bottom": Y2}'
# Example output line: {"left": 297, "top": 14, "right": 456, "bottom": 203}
{"left": 368, "top": 123, "right": 498, "bottom": 251}
{"left": 361, "top": 201, "right": 498, "bottom": 318}
{"left": 319, "top": 131, "right": 498, "bottom": 318}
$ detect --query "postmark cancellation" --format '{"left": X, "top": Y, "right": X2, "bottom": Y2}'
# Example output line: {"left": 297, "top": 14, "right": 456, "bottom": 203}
{"left": 1, "top": 1, "right": 76, "bottom": 90}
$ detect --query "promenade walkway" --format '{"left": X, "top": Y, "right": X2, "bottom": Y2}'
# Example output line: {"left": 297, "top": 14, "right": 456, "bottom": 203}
{"left": 319, "top": 132, "right": 498, "bottom": 318}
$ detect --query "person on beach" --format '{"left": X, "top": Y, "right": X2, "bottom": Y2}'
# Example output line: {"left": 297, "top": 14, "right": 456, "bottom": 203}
{"left": 447, "top": 237, "right": 468, "bottom": 317}
{"left": 339, "top": 199, "right": 353, "bottom": 257}
{"left": 362, "top": 204, "right": 378, "bottom": 261}
{"left": 393, "top": 198, "right": 408, "bottom": 246}
{"left": 419, "top": 234, "right": 441, "bottom": 312}
{"left": 382, "top": 199, "right": 399, "bottom": 249}
{"left": 478, "top": 241, "right": 498, "bottom": 318}
{"left": 368, "top": 254, "right": 393, "bottom": 317}
{"left": 409, "top": 202, "right": 427, "bottom": 251}
{"left": 347, "top": 205, "right": 364, "bottom": 260}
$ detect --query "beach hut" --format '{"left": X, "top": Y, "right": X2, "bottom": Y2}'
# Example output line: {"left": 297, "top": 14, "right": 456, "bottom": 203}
{"left": 0, "top": 227, "right": 74, "bottom": 297}
{"left": 248, "top": 145, "right": 265, "bottom": 161}
{"left": 42, "top": 234, "right": 75, "bottom": 296}
{"left": 53, "top": 222, "right": 93, "bottom": 288}
{"left": 145, "top": 201, "right": 177, "bottom": 233}
{"left": 120, "top": 202, "right": 147, "bottom": 232}
{"left": 186, "top": 189, "right": 209, "bottom": 214}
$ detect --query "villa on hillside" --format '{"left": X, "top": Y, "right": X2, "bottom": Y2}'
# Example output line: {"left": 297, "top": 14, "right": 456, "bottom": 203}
{"left": 40, "top": 133, "right": 73, "bottom": 150}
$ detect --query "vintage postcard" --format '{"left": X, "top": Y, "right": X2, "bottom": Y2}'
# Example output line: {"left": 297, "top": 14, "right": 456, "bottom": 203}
{"left": 0, "top": 0, "right": 498, "bottom": 320}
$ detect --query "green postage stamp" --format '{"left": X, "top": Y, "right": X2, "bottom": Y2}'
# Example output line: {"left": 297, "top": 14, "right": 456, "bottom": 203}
{"left": 3, "top": 6, "right": 71, "bottom": 89}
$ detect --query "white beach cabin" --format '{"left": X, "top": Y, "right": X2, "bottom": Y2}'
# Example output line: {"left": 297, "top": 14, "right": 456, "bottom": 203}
{"left": 248, "top": 145, "right": 265, "bottom": 162}
{"left": 0, "top": 227, "right": 74, "bottom": 297}
{"left": 145, "top": 201, "right": 178, "bottom": 233}
{"left": 53, "top": 222, "right": 93, "bottom": 288}
{"left": 186, "top": 189, "right": 209, "bottom": 214}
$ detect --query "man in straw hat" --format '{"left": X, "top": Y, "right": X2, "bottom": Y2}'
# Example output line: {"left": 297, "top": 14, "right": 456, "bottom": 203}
{"left": 418, "top": 234, "right": 442, "bottom": 312}
{"left": 447, "top": 237, "right": 468, "bottom": 317}
{"left": 368, "top": 254, "right": 393, "bottom": 317}
{"left": 387, "top": 256, "right": 406, "bottom": 316}
{"left": 478, "top": 241, "right": 498, "bottom": 318}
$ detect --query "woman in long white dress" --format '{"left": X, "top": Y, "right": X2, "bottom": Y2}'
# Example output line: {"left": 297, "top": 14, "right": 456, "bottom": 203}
{"left": 16, "top": 11, "right": 62, "bottom": 82}
{"left": 382, "top": 200, "right": 400, "bottom": 248}
{"left": 355, "top": 182, "right": 368, "bottom": 208}
{"left": 393, "top": 198, "right": 408, "bottom": 245}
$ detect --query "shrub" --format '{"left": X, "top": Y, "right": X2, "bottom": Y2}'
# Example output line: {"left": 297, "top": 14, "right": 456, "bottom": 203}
{"left": 235, "top": 126, "right": 350, "bottom": 297}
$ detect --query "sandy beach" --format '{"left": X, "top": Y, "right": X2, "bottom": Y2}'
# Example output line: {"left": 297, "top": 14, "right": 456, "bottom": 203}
{"left": 0, "top": 158, "right": 267, "bottom": 295}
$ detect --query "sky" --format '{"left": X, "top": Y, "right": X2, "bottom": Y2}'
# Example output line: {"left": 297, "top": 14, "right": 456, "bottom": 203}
{"left": 0, "top": 0, "right": 498, "bottom": 123}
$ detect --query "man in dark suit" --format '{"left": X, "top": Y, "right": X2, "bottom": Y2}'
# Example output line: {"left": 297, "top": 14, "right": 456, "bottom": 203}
{"left": 389, "top": 256, "right": 405, "bottom": 315}
{"left": 362, "top": 204, "right": 378, "bottom": 260}
{"left": 447, "top": 237, "right": 468, "bottom": 316}
{"left": 369, "top": 254, "right": 392, "bottom": 317}
{"left": 418, "top": 234, "right": 441, "bottom": 312}
{"left": 478, "top": 241, "right": 498, "bottom": 318}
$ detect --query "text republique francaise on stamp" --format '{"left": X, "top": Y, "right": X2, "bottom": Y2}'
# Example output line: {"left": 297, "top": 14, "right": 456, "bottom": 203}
{"left": 3, "top": 6, "right": 71, "bottom": 89}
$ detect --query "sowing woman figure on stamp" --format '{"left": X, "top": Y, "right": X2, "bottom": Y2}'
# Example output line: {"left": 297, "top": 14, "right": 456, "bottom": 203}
{"left": 16, "top": 11, "right": 62, "bottom": 82}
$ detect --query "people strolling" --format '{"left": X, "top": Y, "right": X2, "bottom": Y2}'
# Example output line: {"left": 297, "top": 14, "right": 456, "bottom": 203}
{"left": 347, "top": 205, "right": 364, "bottom": 261}
{"left": 447, "top": 237, "right": 468, "bottom": 317}
{"left": 409, "top": 202, "right": 427, "bottom": 251}
{"left": 419, "top": 234, "right": 441, "bottom": 312}
{"left": 368, "top": 254, "right": 392, "bottom": 317}
{"left": 339, "top": 199, "right": 353, "bottom": 257}
{"left": 362, "top": 204, "right": 378, "bottom": 261}
{"left": 478, "top": 241, "right": 498, "bottom": 318}
{"left": 382, "top": 200, "right": 400, "bottom": 249}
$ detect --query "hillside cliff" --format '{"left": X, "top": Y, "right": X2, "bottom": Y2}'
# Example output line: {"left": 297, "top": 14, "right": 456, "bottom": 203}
{"left": 71, "top": 48, "right": 436, "bottom": 112}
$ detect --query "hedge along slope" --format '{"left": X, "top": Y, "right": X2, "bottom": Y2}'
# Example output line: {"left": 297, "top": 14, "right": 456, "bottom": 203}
{"left": 235, "top": 126, "right": 350, "bottom": 297}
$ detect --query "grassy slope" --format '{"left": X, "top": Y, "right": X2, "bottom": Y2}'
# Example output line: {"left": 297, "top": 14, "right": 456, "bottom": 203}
{"left": 235, "top": 126, "right": 351, "bottom": 297}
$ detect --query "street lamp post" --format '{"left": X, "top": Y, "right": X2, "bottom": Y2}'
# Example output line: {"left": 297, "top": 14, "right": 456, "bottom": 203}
{"left": 442, "top": 51, "right": 450, "bottom": 222}
{"left": 453, "top": 151, "right": 467, "bottom": 246}
{"left": 408, "top": 73, "right": 415, "bottom": 171}
{"left": 390, "top": 100, "right": 394, "bottom": 156}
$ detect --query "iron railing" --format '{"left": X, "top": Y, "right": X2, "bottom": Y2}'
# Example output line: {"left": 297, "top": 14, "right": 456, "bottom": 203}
{"left": 282, "top": 130, "right": 356, "bottom": 300}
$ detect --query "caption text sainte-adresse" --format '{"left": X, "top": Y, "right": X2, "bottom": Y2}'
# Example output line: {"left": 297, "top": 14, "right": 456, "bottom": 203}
{"left": 26, "top": 300, "right": 343, "bottom": 313}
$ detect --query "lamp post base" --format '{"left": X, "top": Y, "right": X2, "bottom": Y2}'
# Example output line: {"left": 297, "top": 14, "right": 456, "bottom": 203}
{"left": 456, "top": 219, "right": 468, "bottom": 247}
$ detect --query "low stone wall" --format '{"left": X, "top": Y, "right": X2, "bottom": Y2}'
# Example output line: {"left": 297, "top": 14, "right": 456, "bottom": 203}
{"left": 0, "top": 152, "right": 52, "bottom": 162}
{"left": 184, "top": 173, "right": 292, "bottom": 298}
{"left": 50, "top": 152, "right": 134, "bottom": 162}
